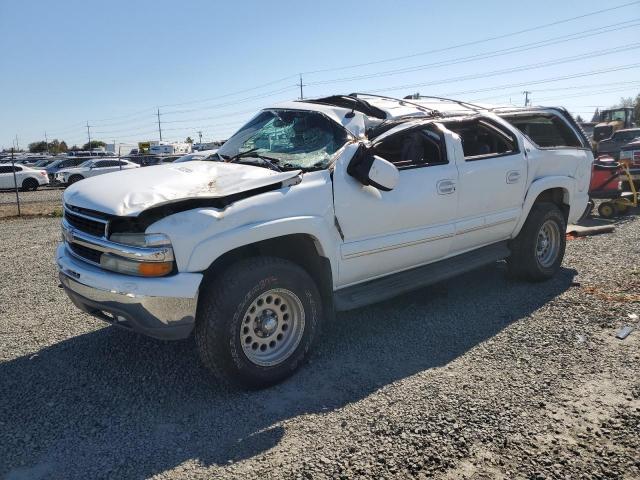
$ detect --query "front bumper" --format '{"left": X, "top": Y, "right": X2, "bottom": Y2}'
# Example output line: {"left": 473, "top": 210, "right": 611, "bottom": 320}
{"left": 57, "top": 244, "right": 202, "bottom": 340}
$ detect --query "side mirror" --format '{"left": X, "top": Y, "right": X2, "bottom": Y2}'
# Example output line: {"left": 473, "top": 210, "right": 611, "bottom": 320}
{"left": 347, "top": 146, "right": 399, "bottom": 191}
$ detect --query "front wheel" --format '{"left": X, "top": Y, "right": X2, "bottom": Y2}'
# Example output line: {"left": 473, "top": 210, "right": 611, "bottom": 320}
{"left": 507, "top": 203, "right": 566, "bottom": 282}
{"left": 67, "top": 175, "right": 83, "bottom": 186}
{"left": 195, "top": 256, "right": 323, "bottom": 389}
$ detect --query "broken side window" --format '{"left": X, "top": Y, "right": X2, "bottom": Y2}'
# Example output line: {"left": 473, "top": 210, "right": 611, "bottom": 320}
{"left": 373, "top": 128, "right": 447, "bottom": 169}
{"left": 501, "top": 114, "right": 582, "bottom": 148}
{"left": 444, "top": 118, "right": 517, "bottom": 160}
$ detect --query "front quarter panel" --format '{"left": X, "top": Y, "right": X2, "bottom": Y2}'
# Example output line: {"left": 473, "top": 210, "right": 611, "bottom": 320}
{"left": 145, "top": 170, "right": 340, "bottom": 277}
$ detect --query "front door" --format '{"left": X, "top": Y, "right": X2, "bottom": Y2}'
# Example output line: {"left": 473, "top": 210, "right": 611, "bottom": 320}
{"left": 333, "top": 122, "right": 460, "bottom": 287}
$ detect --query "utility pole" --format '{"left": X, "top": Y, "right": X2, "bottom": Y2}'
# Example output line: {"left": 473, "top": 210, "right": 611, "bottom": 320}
{"left": 14, "top": 135, "right": 19, "bottom": 152}
{"left": 157, "top": 108, "right": 163, "bottom": 141}
{"left": 86, "top": 122, "right": 92, "bottom": 152}
{"left": 44, "top": 131, "right": 49, "bottom": 154}
{"left": 522, "top": 91, "right": 531, "bottom": 107}
{"left": 197, "top": 131, "right": 202, "bottom": 146}
{"left": 297, "top": 74, "right": 306, "bottom": 100}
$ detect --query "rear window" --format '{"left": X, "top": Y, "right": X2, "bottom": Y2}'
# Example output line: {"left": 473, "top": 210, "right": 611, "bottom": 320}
{"left": 501, "top": 114, "right": 582, "bottom": 148}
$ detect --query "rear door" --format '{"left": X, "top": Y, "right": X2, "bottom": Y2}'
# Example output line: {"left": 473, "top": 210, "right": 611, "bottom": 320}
{"left": 443, "top": 116, "right": 527, "bottom": 253}
{"left": 333, "top": 121, "right": 460, "bottom": 287}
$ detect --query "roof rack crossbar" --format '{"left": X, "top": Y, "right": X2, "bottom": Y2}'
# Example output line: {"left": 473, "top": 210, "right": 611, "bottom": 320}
{"left": 403, "top": 94, "right": 485, "bottom": 112}
{"left": 349, "top": 93, "right": 439, "bottom": 116}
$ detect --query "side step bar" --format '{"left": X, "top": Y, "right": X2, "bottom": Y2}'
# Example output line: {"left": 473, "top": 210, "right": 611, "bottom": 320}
{"left": 334, "top": 241, "right": 510, "bottom": 311}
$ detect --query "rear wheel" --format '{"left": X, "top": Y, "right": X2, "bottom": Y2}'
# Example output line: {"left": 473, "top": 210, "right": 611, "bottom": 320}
{"left": 21, "top": 178, "right": 38, "bottom": 191}
{"left": 507, "top": 203, "right": 566, "bottom": 281}
{"left": 67, "top": 175, "right": 83, "bottom": 186}
{"left": 195, "top": 256, "right": 323, "bottom": 389}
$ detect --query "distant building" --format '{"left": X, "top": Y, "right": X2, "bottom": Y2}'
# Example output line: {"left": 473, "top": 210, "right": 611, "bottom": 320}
{"left": 106, "top": 143, "right": 137, "bottom": 156}
{"left": 149, "top": 142, "right": 192, "bottom": 155}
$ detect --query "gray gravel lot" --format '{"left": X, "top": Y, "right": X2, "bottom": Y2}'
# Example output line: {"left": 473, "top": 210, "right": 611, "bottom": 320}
{"left": 0, "top": 213, "right": 638, "bottom": 479}
{"left": 0, "top": 187, "right": 63, "bottom": 206}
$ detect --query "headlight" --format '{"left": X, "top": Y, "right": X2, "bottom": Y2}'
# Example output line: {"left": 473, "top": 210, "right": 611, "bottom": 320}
{"left": 102, "top": 232, "right": 174, "bottom": 276}
{"left": 109, "top": 232, "right": 171, "bottom": 247}
{"left": 100, "top": 254, "right": 173, "bottom": 277}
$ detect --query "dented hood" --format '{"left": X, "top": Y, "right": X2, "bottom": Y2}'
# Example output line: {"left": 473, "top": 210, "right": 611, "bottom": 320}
{"left": 63, "top": 161, "right": 301, "bottom": 216}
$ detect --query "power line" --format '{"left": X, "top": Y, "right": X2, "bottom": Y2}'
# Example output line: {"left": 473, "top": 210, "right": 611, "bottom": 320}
{"left": 305, "top": 20, "right": 640, "bottom": 86}
{"left": 301, "top": 0, "right": 640, "bottom": 75}
{"left": 363, "top": 46, "right": 640, "bottom": 94}
{"left": 439, "top": 64, "right": 640, "bottom": 97}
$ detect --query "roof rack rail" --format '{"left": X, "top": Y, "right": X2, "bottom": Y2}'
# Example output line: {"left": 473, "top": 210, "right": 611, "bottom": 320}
{"left": 403, "top": 94, "right": 485, "bottom": 112}
{"left": 349, "top": 93, "right": 440, "bottom": 117}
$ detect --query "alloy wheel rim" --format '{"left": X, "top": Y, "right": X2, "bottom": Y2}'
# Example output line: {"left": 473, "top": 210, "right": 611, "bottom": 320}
{"left": 240, "top": 288, "right": 305, "bottom": 367}
{"left": 536, "top": 219, "right": 561, "bottom": 268}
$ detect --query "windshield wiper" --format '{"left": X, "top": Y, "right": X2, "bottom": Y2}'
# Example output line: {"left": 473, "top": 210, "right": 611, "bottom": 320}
{"left": 224, "top": 148, "right": 282, "bottom": 172}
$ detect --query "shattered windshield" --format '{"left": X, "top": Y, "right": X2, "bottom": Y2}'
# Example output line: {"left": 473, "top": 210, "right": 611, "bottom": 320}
{"left": 218, "top": 109, "right": 349, "bottom": 170}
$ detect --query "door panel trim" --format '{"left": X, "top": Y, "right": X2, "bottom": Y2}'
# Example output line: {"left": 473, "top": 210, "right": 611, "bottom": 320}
{"left": 342, "top": 224, "right": 454, "bottom": 259}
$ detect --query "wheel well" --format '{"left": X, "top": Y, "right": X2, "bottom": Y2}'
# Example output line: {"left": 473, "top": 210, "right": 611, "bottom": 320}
{"left": 204, "top": 234, "right": 334, "bottom": 319}
{"left": 533, "top": 188, "right": 570, "bottom": 222}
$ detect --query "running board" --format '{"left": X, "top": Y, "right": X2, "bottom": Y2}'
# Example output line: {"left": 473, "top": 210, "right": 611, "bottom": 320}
{"left": 334, "top": 241, "right": 510, "bottom": 311}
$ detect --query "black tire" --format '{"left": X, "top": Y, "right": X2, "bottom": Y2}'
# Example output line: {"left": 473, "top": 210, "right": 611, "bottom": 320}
{"left": 598, "top": 201, "right": 617, "bottom": 219}
{"left": 507, "top": 203, "right": 566, "bottom": 282}
{"left": 195, "top": 256, "right": 323, "bottom": 389}
{"left": 67, "top": 175, "right": 84, "bottom": 186}
{"left": 21, "top": 177, "right": 39, "bottom": 192}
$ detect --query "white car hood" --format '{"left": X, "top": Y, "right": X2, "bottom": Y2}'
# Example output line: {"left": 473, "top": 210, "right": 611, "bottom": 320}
{"left": 63, "top": 161, "right": 301, "bottom": 216}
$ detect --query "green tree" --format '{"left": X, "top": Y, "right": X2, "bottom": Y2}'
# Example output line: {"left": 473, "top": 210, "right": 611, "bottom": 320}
{"left": 575, "top": 115, "right": 584, "bottom": 123}
{"left": 28, "top": 141, "right": 48, "bottom": 153}
{"left": 185, "top": 136, "right": 194, "bottom": 144}
{"left": 82, "top": 140, "right": 106, "bottom": 150}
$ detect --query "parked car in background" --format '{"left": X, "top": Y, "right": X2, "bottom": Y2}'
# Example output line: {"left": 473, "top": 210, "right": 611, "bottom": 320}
{"left": 619, "top": 138, "right": 640, "bottom": 191}
{"left": 45, "top": 157, "right": 93, "bottom": 183}
{"left": 173, "top": 149, "right": 219, "bottom": 163}
{"left": 55, "top": 158, "right": 139, "bottom": 186}
{"left": 596, "top": 128, "right": 640, "bottom": 159}
{"left": 142, "top": 155, "right": 181, "bottom": 166}
{"left": 0, "top": 164, "right": 49, "bottom": 190}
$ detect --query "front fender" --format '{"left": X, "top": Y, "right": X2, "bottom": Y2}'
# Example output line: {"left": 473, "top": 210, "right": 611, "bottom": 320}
{"left": 185, "top": 215, "right": 339, "bottom": 275}
{"left": 512, "top": 176, "right": 575, "bottom": 236}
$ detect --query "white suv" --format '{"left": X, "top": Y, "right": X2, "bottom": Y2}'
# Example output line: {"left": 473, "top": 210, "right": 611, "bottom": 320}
{"left": 0, "top": 164, "right": 49, "bottom": 191}
{"left": 55, "top": 158, "right": 139, "bottom": 186}
{"left": 56, "top": 94, "right": 592, "bottom": 388}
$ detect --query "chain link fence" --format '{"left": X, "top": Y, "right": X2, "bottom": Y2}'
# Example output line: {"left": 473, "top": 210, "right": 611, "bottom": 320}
{"left": 0, "top": 156, "right": 64, "bottom": 218}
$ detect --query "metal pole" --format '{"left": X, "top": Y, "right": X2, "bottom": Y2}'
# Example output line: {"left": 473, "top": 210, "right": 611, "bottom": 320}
{"left": 86, "top": 121, "right": 92, "bottom": 153}
{"left": 522, "top": 91, "right": 531, "bottom": 107}
{"left": 157, "top": 108, "right": 163, "bottom": 141}
{"left": 118, "top": 145, "right": 122, "bottom": 170}
{"left": 10, "top": 148, "right": 21, "bottom": 216}
{"left": 44, "top": 131, "right": 49, "bottom": 155}
{"left": 298, "top": 74, "right": 304, "bottom": 100}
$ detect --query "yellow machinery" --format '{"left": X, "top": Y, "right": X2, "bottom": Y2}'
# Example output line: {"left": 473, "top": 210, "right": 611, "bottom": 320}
{"left": 598, "top": 159, "right": 639, "bottom": 218}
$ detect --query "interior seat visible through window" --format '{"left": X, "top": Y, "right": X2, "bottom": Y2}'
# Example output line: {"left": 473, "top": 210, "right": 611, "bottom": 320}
{"left": 444, "top": 119, "right": 516, "bottom": 159}
{"left": 374, "top": 128, "right": 446, "bottom": 169}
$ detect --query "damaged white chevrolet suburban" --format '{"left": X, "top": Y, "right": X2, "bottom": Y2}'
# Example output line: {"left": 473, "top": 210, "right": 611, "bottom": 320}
{"left": 57, "top": 94, "right": 593, "bottom": 387}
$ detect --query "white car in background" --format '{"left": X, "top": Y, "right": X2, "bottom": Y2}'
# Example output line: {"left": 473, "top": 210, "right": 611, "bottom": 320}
{"left": 55, "top": 158, "right": 139, "bottom": 186}
{"left": 173, "top": 149, "right": 219, "bottom": 163}
{"left": 0, "top": 164, "right": 49, "bottom": 191}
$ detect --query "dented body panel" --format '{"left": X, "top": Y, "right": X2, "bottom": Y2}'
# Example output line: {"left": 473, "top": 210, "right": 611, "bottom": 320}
{"left": 56, "top": 95, "right": 593, "bottom": 340}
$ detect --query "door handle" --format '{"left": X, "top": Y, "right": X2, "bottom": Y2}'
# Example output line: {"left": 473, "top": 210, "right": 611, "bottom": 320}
{"left": 506, "top": 170, "right": 521, "bottom": 184}
{"left": 437, "top": 179, "right": 456, "bottom": 195}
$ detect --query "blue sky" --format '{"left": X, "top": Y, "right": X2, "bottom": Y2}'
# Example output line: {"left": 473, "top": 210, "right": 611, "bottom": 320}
{"left": 1, "top": 0, "right": 639, "bottom": 150}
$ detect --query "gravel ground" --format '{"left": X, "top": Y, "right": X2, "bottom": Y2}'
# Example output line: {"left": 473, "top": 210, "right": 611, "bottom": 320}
{"left": 0, "top": 213, "right": 638, "bottom": 479}
{"left": 0, "top": 187, "right": 63, "bottom": 206}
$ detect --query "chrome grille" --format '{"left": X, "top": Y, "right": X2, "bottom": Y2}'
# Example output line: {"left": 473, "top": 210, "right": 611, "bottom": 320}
{"left": 63, "top": 208, "right": 107, "bottom": 238}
